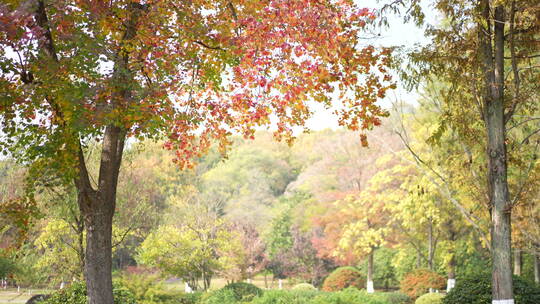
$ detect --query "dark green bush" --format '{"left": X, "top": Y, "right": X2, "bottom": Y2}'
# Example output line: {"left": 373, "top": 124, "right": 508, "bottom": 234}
{"left": 222, "top": 282, "right": 263, "bottom": 301}
{"left": 443, "top": 272, "right": 540, "bottom": 304}
{"left": 41, "top": 281, "right": 136, "bottom": 304}
{"left": 322, "top": 267, "right": 366, "bottom": 292}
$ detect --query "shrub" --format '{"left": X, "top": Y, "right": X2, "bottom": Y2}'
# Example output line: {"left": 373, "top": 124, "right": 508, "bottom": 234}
{"left": 200, "top": 288, "right": 238, "bottom": 304}
{"left": 118, "top": 271, "right": 161, "bottom": 302}
{"left": 0, "top": 256, "right": 17, "bottom": 278}
{"left": 443, "top": 272, "right": 540, "bottom": 304}
{"left": 415, "top": 293, "right": 444, "bottom": 304}
{"left": 311, "top": 287, "right": 386, "bottom": 304}
{"left": 250, "top": 290, "right": 319, "bottom": 304}
{"left": 175, "top": 292, "right": 203, "bottom": 304}
{"left": 400, "top": 269, "right": 445, "bottom": 299}
{"left": 222, "top": 282, "right": 263, "bottom": 301}
{"left": 373, "top": 291, "right": 411, "bottom": 304}
{"left": 201, "top": 282, "right": 263, "bottom": 303}
{"left": 141, "top": 289, "right": 201, "bottom": 304}
{"left": 322, "top": 267, "right": 366, "bottom": 292}
{"left": 41, "top": 281, "right": 136, "bottom": 304}
{"left": 292, "top": 283, "right": 317, "bottom": 291}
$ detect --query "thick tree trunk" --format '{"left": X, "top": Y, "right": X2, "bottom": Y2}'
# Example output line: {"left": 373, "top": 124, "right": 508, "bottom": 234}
{"left": 33, "top": 1, "right": 137, "bottom": 303}
{"left": 81, "top": 198, "right": 115, "bottom": 304}
{"left": 76, "top": 126, "right": 125, "bottom": 304}
{"left": 513, "top": 248, "right": 522, "bottom": 276}
{"left": 76, "top": 215, "right": 85, "bottom": 279}
{"left": 486, "top": 62, "right": 514, "bottom": 303}
{"left": 478, "top": 2, "right": 514, "bottom": 303}
{"left": 367, "top": 247, "right": 374, "bottom": 293}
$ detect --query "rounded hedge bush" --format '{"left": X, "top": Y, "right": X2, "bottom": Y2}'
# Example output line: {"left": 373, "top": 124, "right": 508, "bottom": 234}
{"left": 400, "top": 269, "right": 446, "bottom": 299}
{"left": 443, "top": 272, "right": 540, "bottom": 304}
{"left": 312, "top": 287, "right": 386, "bottom": 304}
{"left": 200, "top": 288, "right": 237, "bottom": 304}
{"left": 222, "top": 282, "right": 263, "bottom": 301}
{"left": 40, "top": 281, "right": 136, "bottom": 304}
{"left": 415, "top": 293, "right": 445, "bottom": 304}
{"left": 250, "top": 290, "right": 319, "bottom": 304}
{"left": 292, "top": 283, "right": 317, "bottom": 291}
{"left": 373, "top": 292, "right": 411, "bottom": 304}
{"left": 322, "top": 267, "right": 365, "bottom": 292}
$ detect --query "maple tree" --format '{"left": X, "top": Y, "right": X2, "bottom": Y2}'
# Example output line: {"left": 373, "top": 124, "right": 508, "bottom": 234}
{"left": 0, "top": 0, "right": 393, "bottom": 302}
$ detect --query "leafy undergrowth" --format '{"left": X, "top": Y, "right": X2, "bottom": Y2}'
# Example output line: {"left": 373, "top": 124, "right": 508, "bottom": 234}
{"left": 198, "top": 287, "right": 410, "bottom": 304}
{"left": 38, "top": 280, "right": 411, "bottom": 304}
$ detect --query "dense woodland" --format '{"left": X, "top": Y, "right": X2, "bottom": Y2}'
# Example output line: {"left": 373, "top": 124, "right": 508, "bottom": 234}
{"left": 1, "top": 0, "right": 539, "bottom": 304}
{"left": 2, "top": 101, "right": 540, "bottom": 291}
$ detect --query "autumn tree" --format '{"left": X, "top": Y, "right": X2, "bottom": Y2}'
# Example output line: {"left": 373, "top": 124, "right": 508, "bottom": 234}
{"left": 138, "top": 187, "right": 245, "bottom": 290}
{"left": 288, "top": 128, "right": 401, "bottom": 268}
{"left": 392, "top": 0, "right": 540, "bottom": 301}
{"left": 0, "top": 0, "right": 394, "bottom": 303}
{"left": 231, "top": 223, "right": 268, "bottom": 281}
{"left": 265, "top": 199, "right": 335, "bottom": 286}
{"left": 334, "top": 157, "right": 400, "bottom": 293}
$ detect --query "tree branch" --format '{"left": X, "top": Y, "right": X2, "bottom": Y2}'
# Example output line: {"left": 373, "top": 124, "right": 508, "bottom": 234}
{"left": 504, "top": 1, "right": 520, "bottom": 124}
{"left": 194, "top": 40, "right": 224, "bottom": 51}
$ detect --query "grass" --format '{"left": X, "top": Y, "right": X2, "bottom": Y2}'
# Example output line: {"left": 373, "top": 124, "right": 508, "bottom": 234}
{"left": 0, "top": 288, "right": 50, "bottom": 304}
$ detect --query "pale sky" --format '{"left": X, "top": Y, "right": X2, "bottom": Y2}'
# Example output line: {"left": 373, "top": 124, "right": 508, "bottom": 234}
{"left": 305, "top": 0, "right": 437, "bottom": 131}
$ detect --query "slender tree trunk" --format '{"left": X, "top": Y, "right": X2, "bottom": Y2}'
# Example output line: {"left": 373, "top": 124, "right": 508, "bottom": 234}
{"left": 447, "top": 254, "right": 456, "bottom": 292}
{"left": 367, "top": 247, "right": 374, "bottom": 293}
{"left": 446, "top": 223, "right": 457, "bottom": 292}
{"left": 205, "top": 274, "right": 211, "bottom": 290}
{"left": 428, "top": 218, "right": 434, "bottom": 270}
{"left": 416, "top": 251, "right": 422, "bottom": 269}
{"left": 513, "top": 248, "right": 522, "bottom": 276}
{"left": 534, "top": 252, "right": 540, "bottom": 284}
{"left": 478, "top": 2, "right": 514, "bottom": 302}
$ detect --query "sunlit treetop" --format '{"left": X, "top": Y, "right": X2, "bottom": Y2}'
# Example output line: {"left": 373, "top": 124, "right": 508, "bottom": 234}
{"left": 0, "top": 0, "right": 394, "bottom": 170}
